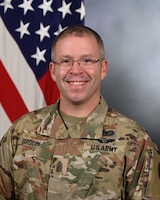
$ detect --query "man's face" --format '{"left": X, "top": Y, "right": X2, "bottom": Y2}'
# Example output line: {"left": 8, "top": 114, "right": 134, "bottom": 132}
{"left": 50, "top": 34, "right": 108, "bottom": 106}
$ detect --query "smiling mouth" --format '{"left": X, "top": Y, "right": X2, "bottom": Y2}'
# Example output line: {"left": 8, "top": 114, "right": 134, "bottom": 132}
{"left": 67, "top": 81, "right": 87, "bottom": 85}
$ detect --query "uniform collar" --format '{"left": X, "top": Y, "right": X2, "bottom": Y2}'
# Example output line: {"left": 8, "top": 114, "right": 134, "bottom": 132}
{"left": 37, "top": 96, "right": 108, "bottom": 139}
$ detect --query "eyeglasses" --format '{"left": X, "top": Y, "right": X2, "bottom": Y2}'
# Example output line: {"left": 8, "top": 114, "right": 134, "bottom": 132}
{"left": 52, "top": 57, "right": 103, "bottom": 69}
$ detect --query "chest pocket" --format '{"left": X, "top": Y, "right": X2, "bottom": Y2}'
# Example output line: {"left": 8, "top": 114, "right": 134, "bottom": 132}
{"left": 47, "top": 138, "right": 125, "bottom": 200}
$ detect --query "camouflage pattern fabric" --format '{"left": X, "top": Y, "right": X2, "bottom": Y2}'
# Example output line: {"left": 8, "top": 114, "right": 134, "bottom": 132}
{"left": 0, "top": 96, "right": 160, "bottom": 200}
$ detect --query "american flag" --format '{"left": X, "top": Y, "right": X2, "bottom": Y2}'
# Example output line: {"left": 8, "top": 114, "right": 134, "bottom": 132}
{"left": 0, "top": 0, "right": 85, "bottom": 137}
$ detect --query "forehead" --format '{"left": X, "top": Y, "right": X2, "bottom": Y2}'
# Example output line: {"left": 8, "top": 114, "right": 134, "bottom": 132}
{"left": 55, "top": 34, "right": 100, "bottom": 56}
{"left": 56, "top": 33, "right": 98, "bottom": 45}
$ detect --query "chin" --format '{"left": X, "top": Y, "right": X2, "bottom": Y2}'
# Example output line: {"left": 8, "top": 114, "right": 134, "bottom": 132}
{"left": 69, "top": 96, "right": 86, "bottom": 105}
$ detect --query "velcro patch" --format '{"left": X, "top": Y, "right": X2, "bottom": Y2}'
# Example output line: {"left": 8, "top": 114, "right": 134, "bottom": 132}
{"left": 83, "top": 143, "right": 124, "bottom": 153}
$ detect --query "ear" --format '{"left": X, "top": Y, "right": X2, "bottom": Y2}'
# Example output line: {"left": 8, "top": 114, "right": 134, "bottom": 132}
{"left": 49, "top": 62, "right": 56, "bottom": 82}
{"left": 101, "top": 59, "right": 108, "bottom": 80}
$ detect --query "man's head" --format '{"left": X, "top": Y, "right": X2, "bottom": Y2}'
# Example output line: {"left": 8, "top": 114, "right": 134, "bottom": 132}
{"left": 49, "top": 25, "right": 108, "bottom": 114}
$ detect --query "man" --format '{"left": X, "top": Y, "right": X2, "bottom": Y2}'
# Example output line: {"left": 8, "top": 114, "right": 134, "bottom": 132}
{"left": 0, "top": 25, "right": 160, "bottom": 200}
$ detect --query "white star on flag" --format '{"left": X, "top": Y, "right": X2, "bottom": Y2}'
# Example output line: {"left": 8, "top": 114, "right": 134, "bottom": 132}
{"left": 18, "top": 0, "right": 34, "bottom": 15}
{"left": 54, "top": 24, "right": 66, "bottom": 36}
{"left": 36, "top": 23, "right": 50, "bottom": 42}
{"left": 38, "top": 0, "right": 53, "bottom": 16}
{"left": 58, "top": 0, "right": 72, "bottom": 19}
{"left": 0, "top": 0, "right": 13, "bottom": 13}
{"left": 76, "top": 1, "right": 85, "bottom": 20}
{"left": 31, "top": 47, "right": 46, "bottom": 65}
{"left": 16, "top": 21, "right": 30, "bottom": 39}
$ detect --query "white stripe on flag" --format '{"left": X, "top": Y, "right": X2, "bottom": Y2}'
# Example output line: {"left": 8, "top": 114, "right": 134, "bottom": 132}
{"left": 0, "top": 18, "right": 46, "bottom": 111}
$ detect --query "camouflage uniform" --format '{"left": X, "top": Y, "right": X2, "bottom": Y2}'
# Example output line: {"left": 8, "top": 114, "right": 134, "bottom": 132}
{"left": 0, "top": 96, "right": 160, "bottom": 200}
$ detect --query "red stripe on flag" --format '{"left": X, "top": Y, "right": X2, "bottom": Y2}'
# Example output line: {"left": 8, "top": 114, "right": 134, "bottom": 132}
{"left": 38, "top": 70, "right": 59, "bottom": 105}
{"left": 0, "top": 60, "right": 29, "bottom": 122}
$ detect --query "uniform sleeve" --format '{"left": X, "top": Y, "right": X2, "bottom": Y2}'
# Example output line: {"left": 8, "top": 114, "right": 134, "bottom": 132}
{"left": 125, "top": 132, "right": 160, "bottom": 200}
{"left": 0, "top": 129, "right": 15, "bottom": 199}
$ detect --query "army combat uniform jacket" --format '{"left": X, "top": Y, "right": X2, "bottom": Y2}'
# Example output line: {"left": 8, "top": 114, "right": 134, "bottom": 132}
{"left": 0, "top": 97, "right": 160, "bottom": 200}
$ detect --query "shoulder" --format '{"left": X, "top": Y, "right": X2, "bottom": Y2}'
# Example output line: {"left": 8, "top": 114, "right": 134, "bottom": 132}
{"left": 3, "top": 103, "right": 58, "bottom": 140}
{"left": 15, "top": 104, "right": 56, "bottom": 129}
{"left": 104, "top": 107, "right": 150, "bottom": 143}
{"left": 104, "top": 106, "right": 160, "bottom": 159}
{"left": 0, "top": 103, "right": 58, "bottom": 155}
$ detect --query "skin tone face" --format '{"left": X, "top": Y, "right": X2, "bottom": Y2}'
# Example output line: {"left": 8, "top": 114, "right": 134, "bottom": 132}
{"left": 49, "top": 34, "right": 108, "bottom": 117}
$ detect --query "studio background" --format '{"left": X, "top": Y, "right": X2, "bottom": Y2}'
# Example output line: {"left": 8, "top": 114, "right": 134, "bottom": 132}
{"left": 85, "top": 0, "right": 160, "bottom": 148}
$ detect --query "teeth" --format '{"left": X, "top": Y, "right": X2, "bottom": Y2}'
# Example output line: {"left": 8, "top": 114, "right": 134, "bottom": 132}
{"left": 69, "top": 81, "right": 85, "bottom": 85}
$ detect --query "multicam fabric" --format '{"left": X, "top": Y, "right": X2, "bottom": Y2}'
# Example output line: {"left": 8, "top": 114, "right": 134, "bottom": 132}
{"left": 0, "top": 97, "right": 160, "bottom": 200}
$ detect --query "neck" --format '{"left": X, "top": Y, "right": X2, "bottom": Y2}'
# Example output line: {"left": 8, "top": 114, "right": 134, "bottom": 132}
{"left": 59, "top": 97, "right": 101, "bottom": 118}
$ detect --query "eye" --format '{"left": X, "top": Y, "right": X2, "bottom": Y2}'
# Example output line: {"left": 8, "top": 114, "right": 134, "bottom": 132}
{"left": 60, "top": 59, "right": 71, "bottom": 64}
{"left": 82, "top": 58, "right": 92, "bottom": 64}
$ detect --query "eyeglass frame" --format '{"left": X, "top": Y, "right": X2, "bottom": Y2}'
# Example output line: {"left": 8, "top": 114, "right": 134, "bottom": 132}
{"left": 52, "top": 57, "right": 104, "bottom": 69}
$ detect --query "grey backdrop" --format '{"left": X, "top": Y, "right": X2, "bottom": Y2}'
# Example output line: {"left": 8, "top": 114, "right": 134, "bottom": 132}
{"left": 85, "top": 0, "right": 160, "bottom": 148}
